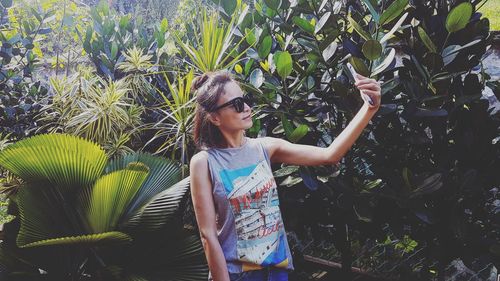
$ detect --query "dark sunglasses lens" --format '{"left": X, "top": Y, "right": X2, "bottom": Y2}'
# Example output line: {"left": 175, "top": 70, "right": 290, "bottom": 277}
{"left": 233, "top": 98, "right": 245, "bottom": 112}
{"left": 243, "top": 95, "right": 254, "bottom": 107}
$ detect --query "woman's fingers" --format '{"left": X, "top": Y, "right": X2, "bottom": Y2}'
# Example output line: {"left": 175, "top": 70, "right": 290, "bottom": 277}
{"left": 356, "top": 83, "right": 380, "bottom": 91}
{"left": 358, "top": 89, "right": 379, "bottom": 96}
{"left": 355, "top": 78, "right": 379, "bottom": 86}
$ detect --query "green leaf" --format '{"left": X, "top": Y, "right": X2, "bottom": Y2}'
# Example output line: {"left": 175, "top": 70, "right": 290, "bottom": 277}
{"left": 119, "top": 15, "right": 130, "bottom": 30}
{"left": 360, "top": 0, "right": 380, "bottom": 23}
{"left": 20, "top": 232, "right": 132, "bottom": 248}
{"left": 273, "top": 165, "right": 300, "bottom": 177}
{"left": 221, "top": 0, "right": 237, "bottom": 15}
{"left": 363, "top": 179, "right": 382, "bottom": 190}
{"left": 379, "top": 0, "right": 408, "bottom": 25}
{"left": 258, "top": 35, "right": 272, "bottom": 58}
{"left": 289, "top": 125, "right": 309, "bottom": 142}
{"left": 264, "top": 0, "right": 281, "bottom": 10}
{"left": 280, "top": 175, "right": 302, "bottom": 187}
{"left": 348, "top": 56, "right": 370, "bottom": 77}
{"left": 0, "top": 134, "right": 107, "bottom": 190}
{"left": 417, "top": 26, "right": 437, "bottom": 53}
{"left": 274, "top": 51, "right": 293, "bottom": 79}
{"left": 362, "top": 40, "right": 382, "bottom": 60}
{"left": 281, "top": 115, "right": 294, "bottom": 138}
{"left": 123, "top": 177, "right": 190, "bottom": 231}
{"left": 292, "top": 16, "right": 315, "bottom": 34}
{"left": 347, "top": 16, "right": 371, "bottom": 41}
{"left": 446, "top": 2, "right": 473, "bottom": 33}
{"left": 245, "top": 58, "right": 254, "bottom": 76}
{"left": 160, "top": 18, "right": 169, "bottom": 33}
{"left": 104, "top": 153, "right": 183, "bottom": 220}
{"left": 111, "top": 41, "right": 118, "bottom": 60}
{"left": 84, "top": 162, "right": 149, "bottom": 233}
{"left": 245, "top": 28, "right": 257, "bottom": 45}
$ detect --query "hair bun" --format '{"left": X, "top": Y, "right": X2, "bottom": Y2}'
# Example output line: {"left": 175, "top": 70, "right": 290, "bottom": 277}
{"left": 191, "top": 73, "right": 210, "bottom": 92}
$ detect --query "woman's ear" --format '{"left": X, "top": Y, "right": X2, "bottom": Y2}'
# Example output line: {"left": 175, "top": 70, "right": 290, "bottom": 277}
{"left": 208, "top": 113, "right": 221, "bottom": 126}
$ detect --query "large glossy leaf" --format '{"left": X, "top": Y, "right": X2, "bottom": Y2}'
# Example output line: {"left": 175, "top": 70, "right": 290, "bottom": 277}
{"left": 362, "top": 40, "right": 382, "bottom": 60}
{"left": 289, "top": 124, "right": 309, "bottom": 143}
{"left": 258, "top": 35, "right": 272, "bottom": 58}
{"left": 274, "top": 51, "right": 292, "bottom": 79}
{"left": 83, "top": 162, "right": 149, "bottom": 233}
{"left": 379, "top": 0, "right": 408, "bottom": 26}
{"left": 0, "top": 134, "right": 107, "bottom": 190}
{"left": 123, "top": 177, "right": 191, "bottom": 231}
{"left": 105, "top": 153, "right": 183, "bottom": 220}
{"left": 446, "top": 2, "right": 472, "bottom": 33}
{"left": 348, "top": 56, "right": 370, "bottom": 77}
{"left": 292, "top": 16, "right": 314, "bottom": 34}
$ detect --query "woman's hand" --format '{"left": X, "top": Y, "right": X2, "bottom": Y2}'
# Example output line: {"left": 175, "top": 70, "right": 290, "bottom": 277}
{"left": 354, "top": 73, "right": 381, "bottom": 110}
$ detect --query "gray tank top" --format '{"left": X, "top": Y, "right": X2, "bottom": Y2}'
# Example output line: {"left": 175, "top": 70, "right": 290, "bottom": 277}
{"left": 205, "top": 137, "right": 294, "bottom": 275}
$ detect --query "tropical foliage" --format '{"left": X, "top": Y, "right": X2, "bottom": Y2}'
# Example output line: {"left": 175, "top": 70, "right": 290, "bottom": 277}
{"left": 0, "top": 133, "right": 206, "bottom": 280}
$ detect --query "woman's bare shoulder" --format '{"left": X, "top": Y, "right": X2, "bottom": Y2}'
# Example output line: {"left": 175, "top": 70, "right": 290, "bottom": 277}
{"left": 190, "top": 150, "right": 209, "bottom": 170}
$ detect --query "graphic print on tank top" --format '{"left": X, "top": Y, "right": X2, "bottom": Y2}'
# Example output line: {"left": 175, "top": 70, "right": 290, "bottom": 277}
{"left": 219, "top": 159, "right": 289, "bottom": 271}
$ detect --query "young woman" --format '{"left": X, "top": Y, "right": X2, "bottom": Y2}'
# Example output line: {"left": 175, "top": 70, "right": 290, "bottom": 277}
{"left": 189, "top": 70, "right": 381, "bottom": 281}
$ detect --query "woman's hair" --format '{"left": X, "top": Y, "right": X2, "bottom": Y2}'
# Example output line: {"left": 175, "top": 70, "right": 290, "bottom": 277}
{"left": 191, "top": 70, "right": 235, "bottom": 149}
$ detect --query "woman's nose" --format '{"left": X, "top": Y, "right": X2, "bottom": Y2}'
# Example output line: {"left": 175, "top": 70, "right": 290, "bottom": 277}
{"left": 243, "top": 102, "right": 251, "bottom": 112}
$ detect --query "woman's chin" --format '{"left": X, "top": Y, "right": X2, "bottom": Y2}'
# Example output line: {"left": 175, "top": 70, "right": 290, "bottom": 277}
{"left": 243, "top": 120, "right": 253, "bottom": 129}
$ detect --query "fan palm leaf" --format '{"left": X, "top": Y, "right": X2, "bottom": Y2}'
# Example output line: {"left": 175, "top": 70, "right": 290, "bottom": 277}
{"left": 82, "top": 162, "right": 149, "bottom": 233}
{"left": 105, "top": 153, "right": 184, "bottom": 222}
{"left": 0, "top": 134, "right": 107, "bottom": 190}
{"left": 0, "top": 134, "right": 206, "bottom": 280}
{"left": 123, "top": 177, "right": 190, "bottom": 231}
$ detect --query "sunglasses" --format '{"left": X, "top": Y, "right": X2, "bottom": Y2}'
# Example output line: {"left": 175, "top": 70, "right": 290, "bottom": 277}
{"left": 210, "top": 94, "right": 254, "bottom": 113}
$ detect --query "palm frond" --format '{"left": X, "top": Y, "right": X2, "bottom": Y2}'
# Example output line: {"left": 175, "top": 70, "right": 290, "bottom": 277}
{"left": 105, "top": 153, "right": 184, "bottom": 222}
{"left": 19, "top": 231, "right": 132, "bottom": 248}
{"left": 123, "top": 176, "right": 190, "bottom": 231}
{"left": 0, "top": 134, "right": 107, "bottom": 190}
{"left": 82, "top": 162, "right": 149, "bottom": 233}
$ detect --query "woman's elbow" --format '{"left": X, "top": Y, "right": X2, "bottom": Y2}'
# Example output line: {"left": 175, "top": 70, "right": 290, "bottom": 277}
{"left": 199, "top": 230, "right": 218, "bottom": 247}
{"left": 321, "top": 154, "right": 341, "bottom": 166}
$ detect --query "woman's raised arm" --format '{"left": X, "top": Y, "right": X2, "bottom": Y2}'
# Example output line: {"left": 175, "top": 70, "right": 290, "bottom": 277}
{"left": 262, "top": 75, "right": 381, "bottom": 166}
{"left": 190, "top": 151, "right": 230, "bottom": 281}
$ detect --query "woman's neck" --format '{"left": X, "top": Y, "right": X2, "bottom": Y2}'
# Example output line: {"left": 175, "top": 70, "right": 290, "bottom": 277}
{"left": 219, "top": 130, "right": 246, "bottom": 148}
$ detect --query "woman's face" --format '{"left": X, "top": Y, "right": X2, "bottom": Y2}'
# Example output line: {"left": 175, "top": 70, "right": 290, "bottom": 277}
{"left": 210, "top": 81, "right": 253, "bottom": 132}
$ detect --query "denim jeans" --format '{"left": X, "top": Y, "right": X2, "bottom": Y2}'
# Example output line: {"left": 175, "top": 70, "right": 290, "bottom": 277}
{"left": 228, "top": 267, "right": 289, "bottom": 281}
